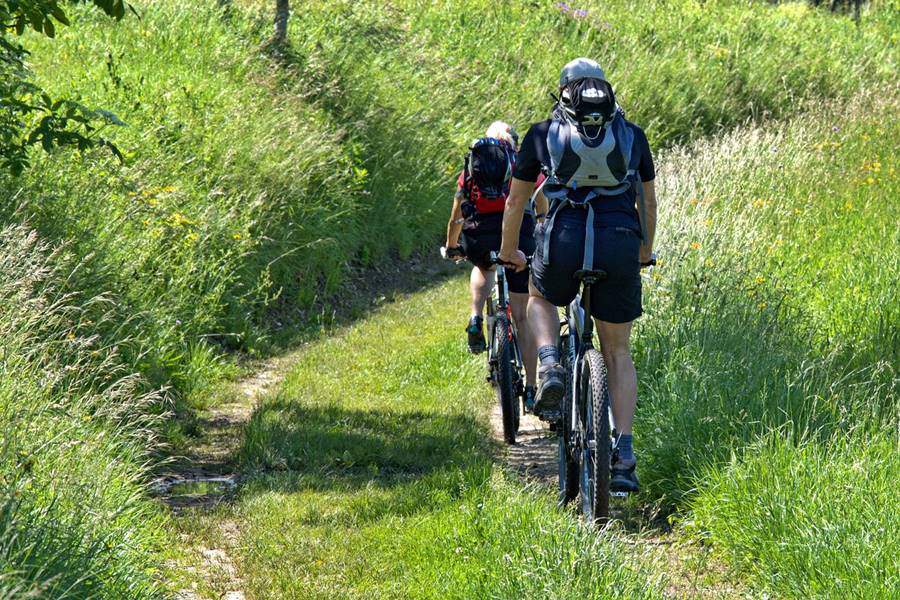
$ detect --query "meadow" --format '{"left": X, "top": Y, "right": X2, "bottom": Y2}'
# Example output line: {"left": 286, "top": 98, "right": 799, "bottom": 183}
{"left": 0, "top": 0, "right": 896, "bottom": 597}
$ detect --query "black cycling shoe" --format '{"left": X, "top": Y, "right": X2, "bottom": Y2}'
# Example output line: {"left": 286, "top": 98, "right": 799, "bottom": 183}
{"left": 610, "top": 452, "right": 640, "bottom": 493}
{"left": 466, "top": 316, "right": 486, "bottom": 354}
{"left": 534, "top": 363, "right": 566, "bottom": 415}
{"left": 523, "top": 385, "right": 536, "bottom": 413}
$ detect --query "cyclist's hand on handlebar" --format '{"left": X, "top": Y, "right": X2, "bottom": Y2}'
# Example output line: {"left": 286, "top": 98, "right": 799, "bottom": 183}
{"left": 440, "top": 245, "right": 465, "bottom": 262}
{"left": 500, "top": 249, "right": 528, "bottom": 272}
{"left": 640, "top": 250, "right": 657, "bottom": 268}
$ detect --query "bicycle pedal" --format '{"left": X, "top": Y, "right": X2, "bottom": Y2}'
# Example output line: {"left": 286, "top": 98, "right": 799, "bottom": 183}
{"left": 538, "top": 409, "right": 561, "bottom": 423}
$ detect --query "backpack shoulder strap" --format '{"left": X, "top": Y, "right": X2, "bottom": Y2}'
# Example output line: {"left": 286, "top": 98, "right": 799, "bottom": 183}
{"left": 461, "top": 152, "right": 473, "bottom": 200}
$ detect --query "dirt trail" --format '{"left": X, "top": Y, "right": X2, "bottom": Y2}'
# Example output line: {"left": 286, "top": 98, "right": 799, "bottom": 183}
{"left": 156, "top": 355, "right": 291, "bottom": 600}
{"left": 489, "top": 403, "right": 557, "bottom": 484}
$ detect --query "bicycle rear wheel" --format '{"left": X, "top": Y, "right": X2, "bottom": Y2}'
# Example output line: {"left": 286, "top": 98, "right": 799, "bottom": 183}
{"left": 493, "top": 314, "right": 518, "bottom": 445}
{"left": 579, "top": 348, "right": 611, "bottom": 524}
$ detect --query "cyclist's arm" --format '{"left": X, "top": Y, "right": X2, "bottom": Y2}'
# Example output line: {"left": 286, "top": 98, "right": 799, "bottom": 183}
{"left": 638, "top": 179, "right": 657, "bottom": 262}
{"left": 500, "top": 177, "right": 532, "bottom": 259}
{"left": 445, "top": 191, "right": 465, "bottom": 248}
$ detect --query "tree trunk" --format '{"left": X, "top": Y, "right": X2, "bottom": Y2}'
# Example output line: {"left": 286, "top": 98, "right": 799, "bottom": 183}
{"left": 274, "top": 0, "right": 290, "bottom": 45}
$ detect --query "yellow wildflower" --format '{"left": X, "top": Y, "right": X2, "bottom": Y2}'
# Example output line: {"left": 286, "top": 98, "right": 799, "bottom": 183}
{"left": 169, "top": 212, "right": 194, "bottom": 227}
{"left": 690, "top": 242, "right": 701, "bottom": 250}
{"left": 755, "top": 275, "right": 765, "bottom": 284}
{"left": 758, "top": 302, "right": 767, "bottom": 310}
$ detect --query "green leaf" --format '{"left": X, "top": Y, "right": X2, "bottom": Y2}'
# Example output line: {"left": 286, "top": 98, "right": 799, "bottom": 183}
{"left": 51, "top": 5, "right": 70, "bottom": 26}
{"left": 15, "top": 18, "right": 25, "bottom": 35}
{"left": 44, "top": 18, "right": 56, "bottom": 38}
{"left": 29, "top": 10, "right": 43, "bottom": 33}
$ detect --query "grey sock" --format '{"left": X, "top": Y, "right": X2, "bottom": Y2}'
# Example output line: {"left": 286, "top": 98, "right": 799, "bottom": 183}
{"left": 537, "top": 345, "right": 559, "bottom": 366}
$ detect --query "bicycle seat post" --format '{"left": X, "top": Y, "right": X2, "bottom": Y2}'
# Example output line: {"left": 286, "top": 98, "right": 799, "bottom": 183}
{"left": 574, "top": 269, "right": 605, "bottom": 347}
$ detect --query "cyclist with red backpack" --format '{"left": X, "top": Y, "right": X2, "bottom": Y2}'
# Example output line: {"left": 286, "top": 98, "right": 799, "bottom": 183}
{"left": 442, "top": 121, "right": 547, "bottom": 407}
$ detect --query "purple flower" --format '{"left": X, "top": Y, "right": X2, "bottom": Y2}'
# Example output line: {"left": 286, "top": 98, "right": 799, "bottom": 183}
{"left": 574, "top": 8, "right": 589, "bottom": 18}
{"left": 556, "top": 2, "right": 571, "bottom": 12}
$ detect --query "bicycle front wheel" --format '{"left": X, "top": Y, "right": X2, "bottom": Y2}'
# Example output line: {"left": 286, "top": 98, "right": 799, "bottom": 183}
{"left": 493, "top": 314, "right": 518, "bottom": 445}
{"left": 579, "top": 348, "right": 611, "bottom": 524}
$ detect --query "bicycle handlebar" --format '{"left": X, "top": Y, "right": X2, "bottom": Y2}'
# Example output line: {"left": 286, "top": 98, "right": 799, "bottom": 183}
{"left": 640, "top": 251, "right": 658, "bottom": 268}
{"left": 441, "top": 246, "right": 465, "bottom": 260}
{"left": 489, "top": 251, "right": 532, "bottom": 268}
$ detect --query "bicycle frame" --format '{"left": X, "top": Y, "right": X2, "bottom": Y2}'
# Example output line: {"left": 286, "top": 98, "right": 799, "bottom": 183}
{"left": 564, "top": 279, "right": 597, "bottom": 441}
{"left": 487, "top": 262, "right": 524, "bottom": 375}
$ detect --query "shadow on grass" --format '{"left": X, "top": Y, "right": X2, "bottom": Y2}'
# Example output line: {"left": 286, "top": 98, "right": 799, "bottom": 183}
{"left": 231, "top": 398, "right": 494, "bottom": 525}
{"left": 241, "top": 399, "right": 488, "bottom": 478}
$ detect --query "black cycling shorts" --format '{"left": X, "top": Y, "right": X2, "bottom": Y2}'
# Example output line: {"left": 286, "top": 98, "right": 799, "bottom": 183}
{"left": 531, "top": 206, "right": 642, "bottom": 323}
{"left": 460, "top": 217, "right": 535, "bottom": 294}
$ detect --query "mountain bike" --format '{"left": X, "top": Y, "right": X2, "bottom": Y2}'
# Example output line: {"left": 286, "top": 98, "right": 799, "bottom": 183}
{"left": 486, "top": 251, "right": 526, "bottom": 445}
{"left": 555, "top": 257, "right": 655, "bottom": 524}
{"left": 441, "top": 246, "right": 525, "bottom": 445}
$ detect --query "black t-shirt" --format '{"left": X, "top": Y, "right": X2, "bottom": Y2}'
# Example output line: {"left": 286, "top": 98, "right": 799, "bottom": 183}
{"left": 514, "top": 119, "right": 655, "bottom": 228}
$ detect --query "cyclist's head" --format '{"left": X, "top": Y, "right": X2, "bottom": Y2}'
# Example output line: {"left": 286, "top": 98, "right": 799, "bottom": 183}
{"left": 558, "top": 58, "right": 616, "bottom": 131}
{"left": 485, "top": 120, "right": 519, "bottom": 151}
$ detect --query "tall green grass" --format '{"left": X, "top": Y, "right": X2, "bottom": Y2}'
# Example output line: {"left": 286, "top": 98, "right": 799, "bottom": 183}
{"left": 631, "top": 90, "right": 899, "bottom": 595}
{"left": 6, "top": 0, "right": 895, "bottom": 409}
{"left": 0, "top": 227, "right": 167, "bottom": 598}
{"left": 1, "top": 0, "right": 895, "bottom": 595}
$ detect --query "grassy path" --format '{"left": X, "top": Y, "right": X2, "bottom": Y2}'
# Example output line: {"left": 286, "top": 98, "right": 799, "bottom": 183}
{"left": 162, "top": 356, "right": 291, "bottom": 600}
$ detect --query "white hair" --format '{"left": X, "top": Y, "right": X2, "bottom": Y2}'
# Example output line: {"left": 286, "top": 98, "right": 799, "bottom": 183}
{"left": 485, "top": 120, "right": 517, "bottom": 148}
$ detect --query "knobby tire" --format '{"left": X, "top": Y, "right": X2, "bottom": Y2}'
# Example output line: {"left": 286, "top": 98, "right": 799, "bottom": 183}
{"left": 580, "top": 348, "right": 611, "bottom": 524}
{"left": 494, "top": 314, "right": 518, "bottom": 445}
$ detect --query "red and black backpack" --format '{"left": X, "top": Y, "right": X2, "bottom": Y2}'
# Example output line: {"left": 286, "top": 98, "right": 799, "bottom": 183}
{"left": 461, "top": 137, "right": 515, "bottom": 218}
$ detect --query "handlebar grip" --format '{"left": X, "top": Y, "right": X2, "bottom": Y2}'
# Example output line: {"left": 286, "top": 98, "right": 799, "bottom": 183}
{"left": 640, "top": 251, "right": 658, "bottom": 268}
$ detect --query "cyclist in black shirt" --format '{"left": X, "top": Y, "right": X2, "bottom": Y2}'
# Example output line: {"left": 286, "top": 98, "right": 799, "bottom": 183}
{"left": 499, "top": 58, "right": 657, "bottom": 492}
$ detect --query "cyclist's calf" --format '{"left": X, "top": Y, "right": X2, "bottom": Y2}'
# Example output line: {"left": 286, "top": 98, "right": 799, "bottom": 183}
{"left": 508, "top": 292, "right": 528, "bottom": 326}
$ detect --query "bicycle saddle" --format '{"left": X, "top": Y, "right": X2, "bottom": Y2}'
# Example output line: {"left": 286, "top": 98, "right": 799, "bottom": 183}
{"left": 573, "top": 269, "right": 608, "bottom": 282}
